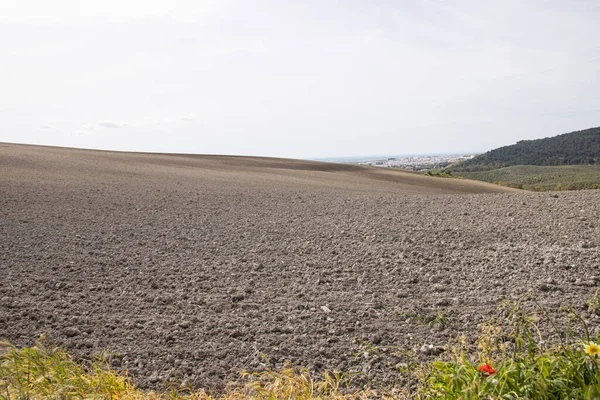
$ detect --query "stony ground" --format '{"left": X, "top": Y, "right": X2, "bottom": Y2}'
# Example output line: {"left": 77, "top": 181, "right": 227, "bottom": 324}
{"left": 1, "top": 143, "right": 599, "bottom": 392}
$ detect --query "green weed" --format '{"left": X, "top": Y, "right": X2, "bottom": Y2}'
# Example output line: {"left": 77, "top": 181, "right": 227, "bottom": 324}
{"left": 416, "top": 294, "right": 600, "bottom": 399}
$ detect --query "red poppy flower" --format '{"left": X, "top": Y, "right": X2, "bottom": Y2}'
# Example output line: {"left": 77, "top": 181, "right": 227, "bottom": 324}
{"left": 478, "top": 363, "right": 497, "bottom": 376}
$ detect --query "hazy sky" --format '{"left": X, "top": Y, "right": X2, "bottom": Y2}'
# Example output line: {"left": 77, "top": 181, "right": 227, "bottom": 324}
{"left": 1, "top": 1, "right": 600, "bottom": 159}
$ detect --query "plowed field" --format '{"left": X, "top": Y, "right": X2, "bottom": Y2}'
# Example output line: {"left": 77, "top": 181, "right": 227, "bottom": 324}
{"left": 1, "top": 143, "right": 599, "bottom": 391}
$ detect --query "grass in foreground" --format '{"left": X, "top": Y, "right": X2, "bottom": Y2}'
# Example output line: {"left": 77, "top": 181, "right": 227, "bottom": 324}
{"left": 2, "top": 294, "right": 600, "bottom": 399}
{"left": 0, "top": 339, "right": 381, "bottom": 399}
{"left": 416, "top": 295, "right": 600, "bottom": 399}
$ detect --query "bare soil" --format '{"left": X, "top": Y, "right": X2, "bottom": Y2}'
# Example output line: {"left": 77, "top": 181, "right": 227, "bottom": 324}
{"left": 1, "top": 143, "right": 599, "bottom": 391}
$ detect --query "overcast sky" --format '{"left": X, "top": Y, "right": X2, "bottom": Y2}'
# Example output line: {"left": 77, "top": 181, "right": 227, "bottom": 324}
{"left": 1, "top": 1, "right": 600, "bottom": 159}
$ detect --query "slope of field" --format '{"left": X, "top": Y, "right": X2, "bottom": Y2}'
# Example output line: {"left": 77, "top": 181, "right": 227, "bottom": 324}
{"left": 455, "top": 126, "right": 600, "bottom": 171}
{"left": 456, "top": 165, "right": 600, "bottom": 191}
{"left": 1, "top": 143, "right": 599, "bottom": 393}
{"left": 0, "top": 143, "right": 513, "bottom": 195}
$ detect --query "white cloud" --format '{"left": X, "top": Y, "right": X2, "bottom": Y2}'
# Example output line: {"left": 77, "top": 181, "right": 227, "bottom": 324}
{"left": 98, "top": 122, "right": 123, "bottom": 129}
{"left": 0, "top": 0, "right": 234, "bottom": 21}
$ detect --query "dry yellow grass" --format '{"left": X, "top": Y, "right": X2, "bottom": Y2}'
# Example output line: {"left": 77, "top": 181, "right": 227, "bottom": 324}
{"left": 0, "top": 339, "right": 407, "bottom": 399}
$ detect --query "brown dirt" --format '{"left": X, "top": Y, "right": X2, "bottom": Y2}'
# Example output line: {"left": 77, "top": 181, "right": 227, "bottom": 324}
{"left": 1, "top": 143, "right": 599, "bottom": 391}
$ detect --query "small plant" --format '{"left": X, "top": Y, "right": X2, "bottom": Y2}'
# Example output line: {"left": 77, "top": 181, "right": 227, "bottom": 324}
{"left": 588, "top": 288, "right": 600, "bottom": 314}
{"left": 402, "top": 311, "right": 427, "bottom": 325}
{"left": 399, "top": 309, "right": 450, "bottom": 328}
{"left": 431, "top": 309, "right": 450, "bottom": 328}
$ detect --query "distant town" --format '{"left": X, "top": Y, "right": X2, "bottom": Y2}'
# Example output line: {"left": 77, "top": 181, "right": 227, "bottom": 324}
{"left": 357, "top": 154, "right": 477, "bottom": 171}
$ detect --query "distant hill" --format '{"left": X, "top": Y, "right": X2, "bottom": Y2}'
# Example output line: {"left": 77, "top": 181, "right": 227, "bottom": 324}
{"left": 454, "top": 127, "right": 600, "bottom": 172}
